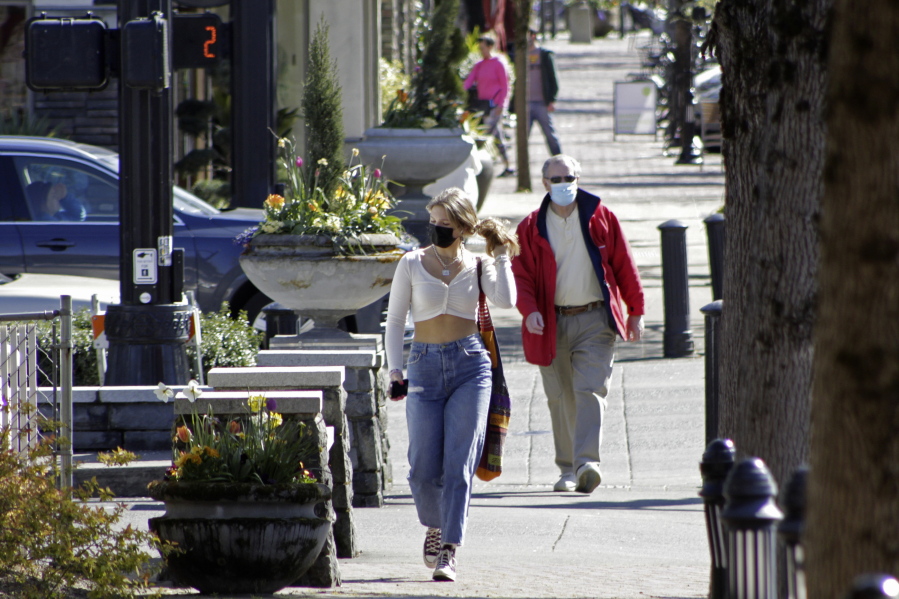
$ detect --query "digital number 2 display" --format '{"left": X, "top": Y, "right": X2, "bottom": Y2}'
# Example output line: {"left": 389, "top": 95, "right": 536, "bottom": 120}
{"left": 172, "top": 14, "right": 224, "bottom": 69}
{"left": 203, "top": 25, "right": 216, "bottom": 58}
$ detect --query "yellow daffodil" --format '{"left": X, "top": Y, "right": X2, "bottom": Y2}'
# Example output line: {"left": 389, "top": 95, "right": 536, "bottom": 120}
{"left": 248, "top": 395, "right": 266, "bottom": 413}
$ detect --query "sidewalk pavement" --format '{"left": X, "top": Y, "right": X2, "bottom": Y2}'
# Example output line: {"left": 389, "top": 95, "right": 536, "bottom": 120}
{"left": 116, "top": 31, "right": 725, "bottom": 598}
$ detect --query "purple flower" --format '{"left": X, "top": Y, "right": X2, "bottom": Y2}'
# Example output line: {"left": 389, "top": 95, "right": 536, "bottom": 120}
{"left": 265, "top": 397, "right": 278, "bottom": 412}
{"left": 233, "top": 226, "right": 258, "bottom": 246}
{"left": 373, "top": 168, "right": 382, "bottom": 179}
{"left": 295, "top": 157, "right": 304, "bottom": 169}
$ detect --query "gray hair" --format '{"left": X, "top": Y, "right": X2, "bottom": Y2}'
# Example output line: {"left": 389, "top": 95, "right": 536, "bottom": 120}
{"left": 542, "top": 154, "right": 582, "bottom": 179}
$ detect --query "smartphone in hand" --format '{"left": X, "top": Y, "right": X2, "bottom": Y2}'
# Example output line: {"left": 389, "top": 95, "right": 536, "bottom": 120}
{"left": 389, "top": 379, "right": 409, "bottom": 399}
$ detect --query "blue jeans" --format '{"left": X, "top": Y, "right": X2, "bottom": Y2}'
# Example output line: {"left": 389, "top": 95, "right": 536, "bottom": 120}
{"left": 528, "top": 101, "right": 562, "bottom": 156}
{"left": 484, "top": 109, "right": 510, "bottom": 166}
{"left": 405, "top": 333, "right": 492, "bottom": 546}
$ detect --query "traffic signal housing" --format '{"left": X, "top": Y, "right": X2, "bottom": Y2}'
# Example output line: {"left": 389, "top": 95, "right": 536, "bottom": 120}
{"left": 122, "top": 13, "right": 170, "bottom": 90}
{"left": 25, "top": 14, "right": 109, "bottom": 91}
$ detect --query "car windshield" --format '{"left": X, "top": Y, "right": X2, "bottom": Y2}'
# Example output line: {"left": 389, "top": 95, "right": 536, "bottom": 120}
{"left": 93, "top": 153, "right": 220, "bottom": 217}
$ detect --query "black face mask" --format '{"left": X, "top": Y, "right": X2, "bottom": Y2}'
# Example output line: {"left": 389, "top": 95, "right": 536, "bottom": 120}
{"left": 428, "top": 223, "right": 456, "bottom": 248}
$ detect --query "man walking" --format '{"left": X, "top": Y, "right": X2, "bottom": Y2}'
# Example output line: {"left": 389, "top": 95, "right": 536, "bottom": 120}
{"left": 527, "top": 29, "right": 562, "bottom": 156}
{"left": 512, "top": 155, "right": 644, "bottom": 494}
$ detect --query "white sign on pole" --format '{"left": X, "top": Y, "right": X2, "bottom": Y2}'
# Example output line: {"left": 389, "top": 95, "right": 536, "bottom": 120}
{"left": 613, "top": 80, "right": 658, "bottom": 138}
{"left": 158, "top": 235, "right": 173, "bottom": 266}
{"left": 133, "top": 249, "right": 158, "bottom": 284}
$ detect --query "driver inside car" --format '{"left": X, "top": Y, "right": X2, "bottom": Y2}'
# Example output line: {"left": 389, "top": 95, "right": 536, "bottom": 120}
{"left": 26, "top": 181, "right": 87, "bottom": 222}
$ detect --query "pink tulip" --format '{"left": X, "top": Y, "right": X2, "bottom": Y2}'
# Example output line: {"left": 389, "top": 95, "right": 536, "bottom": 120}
{"left": 373, "top": 169, "right": 382, "bottom": 179}
{"left": 296, "top": 157, "right": 304, "bottom": 169}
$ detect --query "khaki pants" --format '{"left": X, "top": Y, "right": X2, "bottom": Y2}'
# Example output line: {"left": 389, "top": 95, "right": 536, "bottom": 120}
{"left": 539, "top": 307, "right": 617, "bottom": 476}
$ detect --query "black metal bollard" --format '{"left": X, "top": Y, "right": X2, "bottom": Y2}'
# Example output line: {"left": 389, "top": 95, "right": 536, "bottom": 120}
{"left": 659, "top": 220, "right": 694, "bottom": 357}
{"left": 845, "top": 575, "right": 899, "bottom": 599}
{"left": 721, "top": 457, "right": 784, "bottom": 599}
{"left": 700, "top": 300, "right": 723, "bottom": 445}
{"left": 262, "top": 303, "right": 298, "bottom": 348}
{"left": 699, "top": 438, "right": 736, "bottom": 599}
{"left": 704, "top": 213, "right": 725, "bottom": 301}
{"left": 778, "top": 466, "right": 808, "bottom": 599}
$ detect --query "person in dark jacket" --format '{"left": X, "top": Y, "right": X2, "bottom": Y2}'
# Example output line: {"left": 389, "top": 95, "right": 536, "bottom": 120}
{"left": 511, "top": 155, "right": 644, "bottom": 494}
{"left": 527, "top": 29, "right": 562, "bottom": 156}
{"left": 26, "top": 181, "right": 86, "bottom": 222}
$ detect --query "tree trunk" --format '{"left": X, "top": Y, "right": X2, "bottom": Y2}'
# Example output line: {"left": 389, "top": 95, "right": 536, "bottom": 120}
{"left": 712, "top": 0, "right": 829, "bottom": 485}
{"left": 805, "top": 2, "right": 899, "bottom": 595}
{"left": 513, "top": 0, "right": 531, "bottom": 191}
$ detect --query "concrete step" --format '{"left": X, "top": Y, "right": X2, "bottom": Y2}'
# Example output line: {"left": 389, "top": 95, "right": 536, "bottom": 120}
{"left": 73, "top": 451, "right": 170, "bottom": 498}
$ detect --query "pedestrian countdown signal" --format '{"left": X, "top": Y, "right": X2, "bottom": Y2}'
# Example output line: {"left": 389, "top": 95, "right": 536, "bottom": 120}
{"left": 172, "top": 13, "right": 226, "bottom": 70}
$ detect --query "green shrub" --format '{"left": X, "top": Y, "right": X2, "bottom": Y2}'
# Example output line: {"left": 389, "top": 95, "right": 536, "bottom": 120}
{"left": 302, "top": 17, "right": 345, "bottom": 196}
{"left": 0, "top": 112, "right": 61, "bottom": 137}
{"left": 0, "top": 429, "right": 165, "bottom": 598}
{"left": 36, "top": 309, "right": 101, "bottom": 387}
{"left": 187, "top": 303, "right": 265, "bottom": 380}
{"left": 379, "top": 58, "right": 410, "bottom": 120}
{"left": 36, "top": 305, "right": 263, "bottom": 386}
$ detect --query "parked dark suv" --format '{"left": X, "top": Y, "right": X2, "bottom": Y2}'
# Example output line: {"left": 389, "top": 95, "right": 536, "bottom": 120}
{"left": 0, "top": 136, "right": 273, "bottom": 320}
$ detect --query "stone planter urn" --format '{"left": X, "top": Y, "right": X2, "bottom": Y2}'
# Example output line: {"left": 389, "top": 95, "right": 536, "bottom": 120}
{"left": 148, "top": 481, "right": 333, "bottom": 595}
{"left": 239, "top": 233, "right": 404, "bottom": 340}
{"left": 356, "top": 127, "right": 474, "bottom": 241}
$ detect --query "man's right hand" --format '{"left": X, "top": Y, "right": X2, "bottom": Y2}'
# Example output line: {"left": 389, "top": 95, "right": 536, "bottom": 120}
{"left": 525, "top": 311, "right": 544, "bottom": 335}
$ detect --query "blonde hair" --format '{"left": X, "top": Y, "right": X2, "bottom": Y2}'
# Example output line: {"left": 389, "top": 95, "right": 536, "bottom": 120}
{"left": 427, "top": 188, "right": 520, "bottom": 258}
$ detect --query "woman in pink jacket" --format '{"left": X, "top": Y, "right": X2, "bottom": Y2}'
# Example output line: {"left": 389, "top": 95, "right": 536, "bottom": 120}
{"left": 464, "top": 34, "right": 513, "bottom": 177}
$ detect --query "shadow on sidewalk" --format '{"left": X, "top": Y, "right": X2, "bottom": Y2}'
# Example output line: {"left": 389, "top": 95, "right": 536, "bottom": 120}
{"left": 470, "top": 493, "right": 703, "bottom": 511}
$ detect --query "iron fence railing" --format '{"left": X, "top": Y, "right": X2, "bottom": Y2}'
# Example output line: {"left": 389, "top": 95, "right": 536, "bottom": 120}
{"left": 0, "top": 296, "right": 73, "bottom": 488}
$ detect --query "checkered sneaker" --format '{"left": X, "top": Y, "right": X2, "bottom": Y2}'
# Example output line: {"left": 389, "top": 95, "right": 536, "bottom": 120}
{"left": 433, "top": 545, "right": 457, "bottom": 582}
{"left": 423, "top": 527, "right": 441, "bottom": 569}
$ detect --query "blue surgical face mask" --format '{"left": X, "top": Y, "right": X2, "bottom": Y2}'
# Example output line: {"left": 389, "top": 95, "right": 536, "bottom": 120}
{"left": 550, "top": 182, "right": 578, "bottom": 207}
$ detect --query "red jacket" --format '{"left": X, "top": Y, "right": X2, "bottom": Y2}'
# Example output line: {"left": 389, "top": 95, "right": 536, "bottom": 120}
{"left": 512, "top": 190, "right": 645, "bottom": 366}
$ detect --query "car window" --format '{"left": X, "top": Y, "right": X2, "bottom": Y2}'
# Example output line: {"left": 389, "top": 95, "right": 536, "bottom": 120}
{"left": 13, "top": 156, "right": 118, "bottom": 222}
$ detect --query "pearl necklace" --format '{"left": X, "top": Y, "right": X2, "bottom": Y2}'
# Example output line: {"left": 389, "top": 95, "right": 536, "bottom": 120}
{"left": 432, "top": 246, "right": 462, "bottom": 276}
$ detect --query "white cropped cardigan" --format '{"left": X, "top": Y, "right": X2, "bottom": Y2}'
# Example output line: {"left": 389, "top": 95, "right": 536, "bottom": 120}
{"left": 384, "top": 248, "right": 516, "bottom": 373}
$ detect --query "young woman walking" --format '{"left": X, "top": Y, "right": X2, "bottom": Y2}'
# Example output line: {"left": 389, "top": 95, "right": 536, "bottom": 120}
{"left": 384, "top": 187, "right": 519, "bottom": 581}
